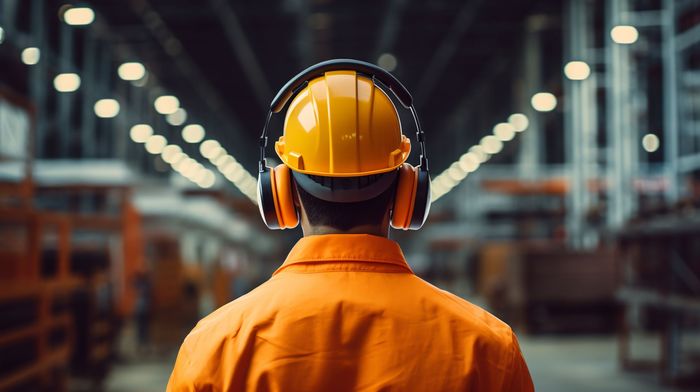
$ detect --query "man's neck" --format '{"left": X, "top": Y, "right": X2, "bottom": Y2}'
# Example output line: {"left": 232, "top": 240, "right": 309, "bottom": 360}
{"left": 302, "top": 224, "right": 389, "bottom": 238}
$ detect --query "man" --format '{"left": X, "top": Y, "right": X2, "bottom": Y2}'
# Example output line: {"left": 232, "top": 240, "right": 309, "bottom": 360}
{"left": 168, "top": 60, "right": 533, "bottom": 391}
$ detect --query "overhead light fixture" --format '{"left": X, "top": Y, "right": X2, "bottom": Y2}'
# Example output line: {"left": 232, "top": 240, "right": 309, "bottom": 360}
{"left": 130, "top": 124, "right": 153, "bottom": 143}
{"left": 94, "top": 99, "right": 120, "bottom": 118}
{"left": 508, "top": 113, "right": 529, "bottom": 132}
{"left": 197, "top": 170, "right": 216, "bottom": 189}
{"left": 53, "top": 73, "right": 81, "bottom": 92}
{"left": 531, "top": 92, "right": 557, "bottom": 112}
{"left": 458, "top": 152, "right": 480, "bottom": 173}
{"left": 21, "top": 47, "right": 40, "bottom": 65}
{"left": 145, "top": 134, "right": 167, "bottom": 154}
{"left": 215, "top": 154, "right": 235, "bottom": 169}
{"left": 642, "top": 133, "right": 660, "bottom": 153}
{"left": 564, "top": 61, "right": 591, "bottom": 81}
{"left": 118, "top": 62, "right": 146, "bottom": 81}
{"left": 493, "top": 122, "right": 516, "bottom": 141}
{"left": 377, "top": 53, "right": 398, "bottom": 72}
{"left": 161, "top": 144, "right": 183, "bottom": 163}
{"left": 62, "top": 6, "right": 95, "bottom": 26}
{"left": 182, "top": 124, "right": 205, "bottom": 143}
{"left": 154, "top": 95, "right": 180, "bottom": 115}
{"left": 610, "top": 25, "right": 638, "bottom": 44}
{"left": 480, "top": 135, "right": 503, "bottom": 154}
{"left": 166, "top": 108, "right": 187, "bottom": 126}
{"left": 0, "top": 26, "right": 5, "bottom": 44}
{"left": 200, "top": 139, "right": 221, "bottom": 159}
{"left": 469, "top": 145, "right": 489, "bottom": 163}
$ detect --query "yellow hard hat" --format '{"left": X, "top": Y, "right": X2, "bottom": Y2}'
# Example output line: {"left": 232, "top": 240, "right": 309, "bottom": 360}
{"left": 274, "top": 70, "right": 411, "bottom": 177}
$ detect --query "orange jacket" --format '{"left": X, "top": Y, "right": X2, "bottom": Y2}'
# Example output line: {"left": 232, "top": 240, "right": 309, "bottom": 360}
{"left": 168, "top": 234, "right": 533, "bottom": 391}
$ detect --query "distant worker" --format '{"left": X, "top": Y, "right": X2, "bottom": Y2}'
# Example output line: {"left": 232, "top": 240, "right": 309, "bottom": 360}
{"left": 168, "top": 59, "right": 533, "bottom": 391}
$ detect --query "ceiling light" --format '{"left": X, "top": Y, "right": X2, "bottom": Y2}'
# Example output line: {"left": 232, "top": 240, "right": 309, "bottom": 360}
{"left": 130, "top": 124, "right": 153, "bottom": 143}
{"left": 377, "top": 53, "right": 397, "bottom": 72}
{"left": 215, "top": 154, "right": 235, "bottom": 168}
{"left": 63, "top": 7, "right": 95, "bottom": 26}
{"left": 531, "top": 92, "right": 557, "bottom": 112}
{"left": 469, "top": 145, "right": 489, "bottom": 163}
{"left": 174, "top": 156, "right": 195, "bottom": 173}
{"left": 161, "top": 144, "right": 183, "bottom": 163}
{"left": 642, "top": 133, "right": 660, "bottom": 153}
{"left": 94, "top": 99, "right": 120, "bottom": 118}
{"left": 447, "top": 163, "right": 468, "bottom": 182}
{"left": 564, "top": 61, "right": 591, "bottom": 81}
{"left": 200, "top": 139, "right": 221, "bottom": 159}
{"left": 53, "top": 73, "right": 81, "bottom": 92}
{"left": 0, "top": 26, "right": 5, "bottom": 44}
{"left": 154, "top": 95, "right": 179, "bottom": 115}
{"left": 197, "top": 170, "right": 216, "bottom": 188}
{"left": 145, "top": 134, "right": 167, "bottom": 154}
{"left": 480, "top": 135, "right": 503, "bottom": 154}
{"left": 493, "top": 122, "right": 516, "bottom": 141}
{"left": 458, "top": 152, "right": 480, "bottom": 173}
{"left": 182, "top": 124, "right": 205, "bottom": 143}
{"left": 118, "top": 62, "right": 146, "bottom": 81}
{"left": 21, "top": 47, "right": 40, "bottom": 65}
{"left": 508, "top": 113, "right": 529, "bottom": 132}
{"left": 183, "top": 162, "right": 203, "bottom": 180}
{"left": 166, "top": 108, "right": 187, "bottom": 126}
{"left": 610, "top": 25, "right": 638, "bottom": 44}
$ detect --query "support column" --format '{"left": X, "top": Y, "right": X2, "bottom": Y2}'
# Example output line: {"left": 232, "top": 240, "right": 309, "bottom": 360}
{"left": 518, "top": 16, "right": 545, "bottom": 179}
{"left": 58, "top": 23, "right": 74, "bottom": 157}
{"left": 29, "top": 0, "right": 48, "bottom": 158}
{"left": 662, "top": 0, "right": 680, "bottom": 203}
{"left": 81, "top": 31, "right": 97, "bottom": 158}
{"left": 606, "top": 0, "right": 636, "bottom": 228}
{"left": 564, "top": 0, "right": 597, "bottom": 248}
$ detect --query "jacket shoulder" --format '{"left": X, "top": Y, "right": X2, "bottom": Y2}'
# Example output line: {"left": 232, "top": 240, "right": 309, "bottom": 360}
{"left": 409, "top": 275, "right": 515, "bottom": 348}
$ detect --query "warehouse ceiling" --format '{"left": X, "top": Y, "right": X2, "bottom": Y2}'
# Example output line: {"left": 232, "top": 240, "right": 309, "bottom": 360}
{"left": 89, "top": 0, "right": 563, "bottom": 173}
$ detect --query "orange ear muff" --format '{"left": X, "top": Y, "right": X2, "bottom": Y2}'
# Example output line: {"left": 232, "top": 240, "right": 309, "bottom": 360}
{"left": 390, "top": 163, "right": 431, "bottom": 230}
{"left": 391, "top": 164, "right": 418, "bottom": 230}
{"left": 257, "top": 164, "right": 299, "bottom": 230}
{"left": 272, "top": 164, "right": 299, "bottom": 229}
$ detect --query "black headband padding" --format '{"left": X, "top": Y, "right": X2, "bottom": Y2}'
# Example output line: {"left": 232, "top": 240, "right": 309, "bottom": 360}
{"left": 292, "top": 170, "right": 398, "bottom": 203}
{"left": 271, "top": 59, "right": 413, "bottom": 113}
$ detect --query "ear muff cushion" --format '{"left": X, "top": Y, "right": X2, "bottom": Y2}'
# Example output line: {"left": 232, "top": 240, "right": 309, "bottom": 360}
{"left": 273, "top": 164, "right": 299, "bottom": 229}
{"left": 408, "top": 169, "right": 431, "bottom": 230}
{"left": 391, "top": 164, "right": 418, "bottom": 230}
{"left": 257, "top": 170, "right": 281, "bottom": 229}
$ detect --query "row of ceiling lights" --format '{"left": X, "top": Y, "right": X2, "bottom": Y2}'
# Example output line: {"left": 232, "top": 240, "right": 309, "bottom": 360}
{"left": 431, "top": 23, "right": 656, "bottom": 203}
{"left": 6, "top": 4, "right": 258, "bottom": 200}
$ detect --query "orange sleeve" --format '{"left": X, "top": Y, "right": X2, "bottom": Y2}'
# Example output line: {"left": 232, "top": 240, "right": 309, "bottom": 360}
{"left": 506, "top": 331, "right": 535, "bottom": 392}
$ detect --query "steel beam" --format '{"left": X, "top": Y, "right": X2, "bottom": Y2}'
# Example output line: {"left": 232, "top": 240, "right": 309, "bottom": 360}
{"left": 208, "top": 0, "right": 273, "bottom": 106}
{"left": 128, "top": 0, "right": 247, "bottom": 156}
{"left": 415, "top": 0, "right": 484, "bottom": 105}
{"left": 373, "top": 0, "right": 409, "bottom": 60}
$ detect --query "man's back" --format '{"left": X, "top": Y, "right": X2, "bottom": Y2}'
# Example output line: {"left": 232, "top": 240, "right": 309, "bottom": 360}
{"left": 168, "top": 235, "right": 533, "bottom": 391}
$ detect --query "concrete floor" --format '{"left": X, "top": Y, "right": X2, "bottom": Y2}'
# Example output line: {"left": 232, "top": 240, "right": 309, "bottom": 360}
{"left": 520, "top": 336, "right": 680, "bottom": 392}
{"left": 103, "top": 336, "right": 684, "bottom": 392}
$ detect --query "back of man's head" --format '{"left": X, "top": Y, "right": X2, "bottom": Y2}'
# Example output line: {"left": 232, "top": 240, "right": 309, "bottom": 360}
{"left": 295, "top": 173, "right": 396, "bottom": 232}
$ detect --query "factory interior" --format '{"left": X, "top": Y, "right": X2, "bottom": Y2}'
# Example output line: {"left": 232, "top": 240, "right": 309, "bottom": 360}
{"left": 1, "top": 0, "right": 700, "bottom": 391}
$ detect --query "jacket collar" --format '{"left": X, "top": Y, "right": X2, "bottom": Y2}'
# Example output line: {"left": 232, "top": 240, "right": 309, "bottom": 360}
{"left": 273, "top": 234, "right": 413, "bottom": 275}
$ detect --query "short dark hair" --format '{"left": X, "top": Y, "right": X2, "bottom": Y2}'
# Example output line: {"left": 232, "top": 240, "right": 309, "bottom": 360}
{"left": 295, "top": 177, "right": 395, "bottom": 231}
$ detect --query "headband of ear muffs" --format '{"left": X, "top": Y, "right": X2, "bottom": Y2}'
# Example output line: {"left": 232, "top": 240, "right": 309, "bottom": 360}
{"left": 257, "top": 59, "right": 431, "bottom": 231}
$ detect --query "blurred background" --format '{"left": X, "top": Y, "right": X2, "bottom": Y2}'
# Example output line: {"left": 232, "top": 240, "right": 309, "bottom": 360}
{"left": 0, "top": 0, "right": 699, "bottom": 391}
